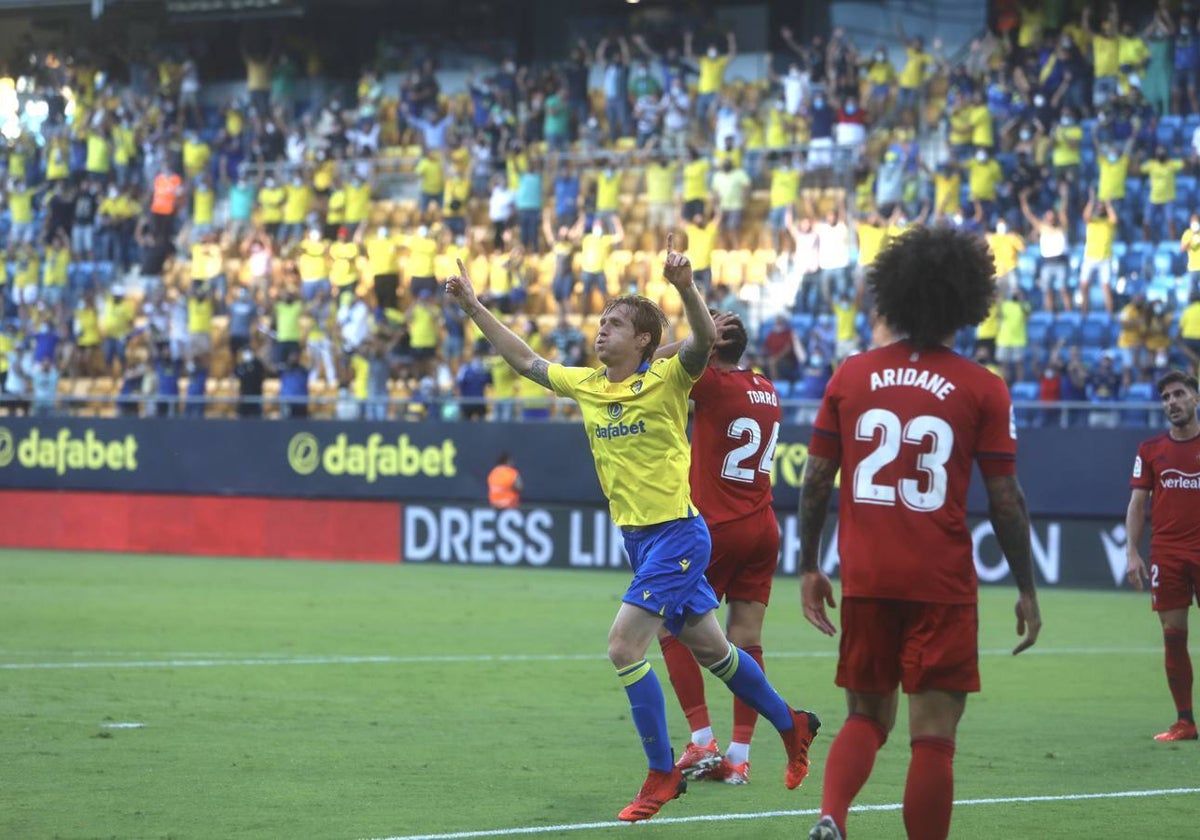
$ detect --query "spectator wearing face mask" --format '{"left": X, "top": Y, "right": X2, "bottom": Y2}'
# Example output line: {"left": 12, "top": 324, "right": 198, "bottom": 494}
{"left": 687, "top": 30, "right": 735, "bottom": 123}
{"left": 1094, "top": 132, "right": 1136, "bottom": 244}
{"left": 965, "top": 147, "right": 1002, "bottom": 225}
{"left": 1142, "top": 145, "right": 1183, "bottom": 241}
{"left": 986, "top": 217, "right": 1025, "bottom": 298}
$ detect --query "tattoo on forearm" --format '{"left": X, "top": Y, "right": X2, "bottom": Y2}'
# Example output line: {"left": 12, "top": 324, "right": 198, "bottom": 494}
{"left": 677, "top": 337, "right": 708, "bottom": 377}
{"left": 799, "top": 455, "right": 838, "bottom": 573}
{"left": 986, "top": 475, "right": 1036, "bottom": 593}
{"left": 526, "top": 358, "right": 552, "bottom": 389}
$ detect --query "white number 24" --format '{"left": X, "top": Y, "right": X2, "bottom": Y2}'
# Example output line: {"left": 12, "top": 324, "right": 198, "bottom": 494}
{"left": 853, "top": 408, "right": 954, "bottom": 512}
{"left": 721, "top": 417, "right": 780, "bottom": 483}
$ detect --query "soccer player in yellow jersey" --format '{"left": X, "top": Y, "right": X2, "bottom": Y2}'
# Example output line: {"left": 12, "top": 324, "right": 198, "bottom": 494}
{"left": 443, "top": 236, "right": 819, "bottom": 823}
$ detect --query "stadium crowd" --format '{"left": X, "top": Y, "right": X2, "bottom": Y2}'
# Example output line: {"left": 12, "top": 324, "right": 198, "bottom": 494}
{"left": 2, "top": 0, "right": 1200, "bottom": 426}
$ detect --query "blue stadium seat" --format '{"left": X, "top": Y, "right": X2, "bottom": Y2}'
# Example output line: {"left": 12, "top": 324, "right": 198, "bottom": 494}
{"left": 790, "top": 313, "right": 814, "bottom": 337}
{"left": 1156, "top": 119, "right": 1180, "bottom": 151}
{"left": 774, "top": 379, "right": 793, "bottom": 399}
{"left": 1080, "top": 346, "right": 1105, "bottom": 368}
{"left": 1081, "top": 313, "right": 1113, "bottom": 348}
{"left": 1177, "top": 175, "right": 1196, "bottom": 204}
{"left": 795, "top": 373, "right": 830, "bottom": 400}
{"left": 1009, "top": 381, "right": 1041, "bottom": 427}
{"left": 1051, "top": 312, "right": 1082, "bottom": 344}
{"left": 95, "top": 260, "right": 115, "bottom": 287}
{"left": 1125, "top": 178, "right": 1145, "bottom": 206}
{"left": 1122, "top": 381, "right": 1156, "bottom": 427}
{"left": 1026, "top": 311, "right": 1054, "bottom": 347}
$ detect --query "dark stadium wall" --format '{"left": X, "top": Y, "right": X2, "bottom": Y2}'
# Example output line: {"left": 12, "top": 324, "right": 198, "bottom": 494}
{"left": 0, "top": 417, "right": 1158, "bottom": 518}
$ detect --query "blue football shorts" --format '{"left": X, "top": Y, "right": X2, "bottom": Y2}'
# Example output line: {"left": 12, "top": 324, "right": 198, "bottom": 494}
{"left": 621, "top": 515, "right": 719, "bottom": 636}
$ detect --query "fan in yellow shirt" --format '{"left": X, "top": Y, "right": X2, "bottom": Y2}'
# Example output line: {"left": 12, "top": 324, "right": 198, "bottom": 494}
{"left": 257, "top": 178, "right": 286, "bottom": 236}
{"left": 985, "top": 220, "right": 1026, "bottom": 296}
{"left": 1080, "top": 194, "right": 1117, "bottom": 315}
{"left": 681, "top": 149, "right": 711, "bottom": 219}
{"left": 1142, "top": 148, "right": 1184, "bottom": 240}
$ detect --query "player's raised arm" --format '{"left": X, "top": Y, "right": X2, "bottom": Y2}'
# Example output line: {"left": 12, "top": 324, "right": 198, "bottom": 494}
{"left": 983, "top": 473, "right": 1041, "bottom": 654}
{"left": 799, "top": 453, "right": 839, "bottom": 636}
{"left": 444, "top": 258, "right": 553, "bottom": 388}
{"left": 663, "top": 232, "right": 715, "bottom": 376}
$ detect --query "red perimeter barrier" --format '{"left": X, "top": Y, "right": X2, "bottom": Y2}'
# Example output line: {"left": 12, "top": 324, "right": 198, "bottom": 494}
{"left": 0, "top": 490, "right": 400, "bottom": 563}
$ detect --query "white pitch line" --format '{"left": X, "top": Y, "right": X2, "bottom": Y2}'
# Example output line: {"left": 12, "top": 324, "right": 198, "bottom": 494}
{"left": 0, "top": 646, "right": 1163, "bottom": 671}
{"left": 361, "top": 787, "right": 1200, "bottom": 840}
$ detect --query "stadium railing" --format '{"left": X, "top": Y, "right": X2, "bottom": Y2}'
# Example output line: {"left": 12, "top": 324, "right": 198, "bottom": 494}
{"left": 12, "top": 394, "right": 1168, "bottom": 429}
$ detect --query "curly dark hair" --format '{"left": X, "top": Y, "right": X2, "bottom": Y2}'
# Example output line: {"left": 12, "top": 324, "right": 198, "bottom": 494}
{"left": 867, "top": 225, "right": 997, "bottom": 350}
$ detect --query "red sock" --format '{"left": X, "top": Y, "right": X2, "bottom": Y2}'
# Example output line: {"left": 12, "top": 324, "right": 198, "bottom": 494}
{"left": 904, "top": 736, "right": 956, "bottom": 840}
{"left": 1164, "top": 628, "right": 1194, "bottom": 719}
{"left": 730, "top": 644, "right": 764, "bottom": 745}
{"left": 658, "top": 634, "right": 710, "bottom": 733}
{"left": 821, "top": 714, "right": 887, "bottom": 835}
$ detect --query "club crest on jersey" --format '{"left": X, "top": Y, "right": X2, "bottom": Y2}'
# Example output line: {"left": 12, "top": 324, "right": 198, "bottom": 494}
{"left": 631, "top": 380, "right": 643, "bottom": 394}
{"left": 608, "top": 403, "right": 623, "bottom": 420}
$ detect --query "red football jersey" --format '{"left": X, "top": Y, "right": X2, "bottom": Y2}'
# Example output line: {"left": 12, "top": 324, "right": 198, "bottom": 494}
{"left": 1130, "top": 431, "right": 1200, "bottom": 558}
{"left": 809, "top": 342, "right": 1017, "bottom": 604}
{"left": 689, "top": 366, "right": 782, "bottom": 526}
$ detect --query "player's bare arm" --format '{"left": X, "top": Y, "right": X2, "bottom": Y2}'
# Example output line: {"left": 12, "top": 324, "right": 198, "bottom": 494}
{"left": 663, "top": 232, "right": 716, "bottom": 377}
{"left": 653, "top": 311, "right": 740, "bottom": 361}
{"left": 444, "top": 257, "right": 552, "bottom": 388}
{"left": 983, "top": 473, "right": 1042, "bottom": 654}
{"left": 1124, "top": 488, "right": 1150, "bottom": 590}
{"left": 799, "top": 453, "right": 839, "bottom": 636}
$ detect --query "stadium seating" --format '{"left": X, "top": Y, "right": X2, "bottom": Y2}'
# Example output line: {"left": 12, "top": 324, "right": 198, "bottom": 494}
{"left": 1122, "top": 381, "right": 1156, "bottom": 428}
{"left": 1080, "top": 312, "right": 1113, "bottom": 348}
{"left": 1009, "top": 380, "right": 1040, "bottom": 426}
{"left": 1026, "top": 311, "right": 1054, "bottom": 348}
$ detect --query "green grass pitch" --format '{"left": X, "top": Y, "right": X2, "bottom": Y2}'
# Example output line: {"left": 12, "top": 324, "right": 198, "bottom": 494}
{"left": 2, "top": 550, "right": 1197, "bottom": 839}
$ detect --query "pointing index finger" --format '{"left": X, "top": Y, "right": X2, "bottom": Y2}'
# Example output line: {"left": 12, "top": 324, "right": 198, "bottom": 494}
{"left": 666, "top": 232, "right": 674, "bottom": 255}
{"left": 456, "top": 258, "right": 467, "bottom": 276}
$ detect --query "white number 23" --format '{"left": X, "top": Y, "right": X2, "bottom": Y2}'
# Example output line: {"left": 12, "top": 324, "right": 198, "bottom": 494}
{"left": 853, "top": 409, "right": 954, "bottom": 512}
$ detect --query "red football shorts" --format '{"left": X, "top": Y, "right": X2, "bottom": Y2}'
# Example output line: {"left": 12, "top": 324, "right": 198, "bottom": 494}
{"left": 836, "top": 597, "right": 981, "bottom": 695}
{"left": 1149, "top": 554, "right": 1200, "bottom": 612}
{"left": 704, "top": 506, "right": 779, "bottom": 605}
